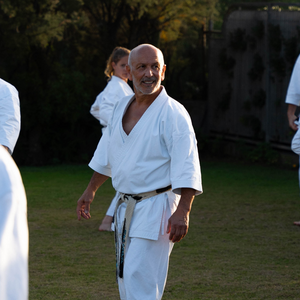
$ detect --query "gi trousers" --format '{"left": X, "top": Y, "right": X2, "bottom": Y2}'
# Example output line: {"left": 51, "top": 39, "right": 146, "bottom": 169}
{"left": 117, "top": 197, "right": 174, "bottom": 300}
{"left": 118, "top": 233, "right": 174, "bottom": 300}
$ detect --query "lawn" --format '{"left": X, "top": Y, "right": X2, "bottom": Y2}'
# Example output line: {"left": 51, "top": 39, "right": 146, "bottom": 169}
{"left": 21, "top": 159, "right": 300, "bottom": 299}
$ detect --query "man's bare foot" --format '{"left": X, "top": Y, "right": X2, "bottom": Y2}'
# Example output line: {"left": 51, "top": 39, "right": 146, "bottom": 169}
{"left": 293, "top": 221, "right": 300, "bottom": 226}
{"left": 99, "top": 215, "right": 113, "bottom": 231}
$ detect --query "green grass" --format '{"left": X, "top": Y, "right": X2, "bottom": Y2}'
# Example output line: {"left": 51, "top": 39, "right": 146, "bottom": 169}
{"left": 21, "top": 160, "right": 300, "bottom": 299}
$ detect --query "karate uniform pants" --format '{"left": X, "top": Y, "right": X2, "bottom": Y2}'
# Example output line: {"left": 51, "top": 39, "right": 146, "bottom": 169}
{"left": 118, "top": 233, "right": 174, "bottom": 300}
{"left": 117, "top": 197, "right": 174, "bottom": 300}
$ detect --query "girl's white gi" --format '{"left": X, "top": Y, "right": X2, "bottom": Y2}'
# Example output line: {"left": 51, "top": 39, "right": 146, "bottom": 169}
{"left": 90, "top": 75, "right": 133, "bottom": 218}
{"left": 89, "top": 87, "right": 202, "bottom": 299}
{"left": 90, "top": 75, "right": 133, "bottom": 132}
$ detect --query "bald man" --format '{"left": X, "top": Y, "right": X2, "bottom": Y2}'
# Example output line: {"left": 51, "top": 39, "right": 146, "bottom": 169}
{"left": 77, "top": 44, "right": 202, "bottom": 300}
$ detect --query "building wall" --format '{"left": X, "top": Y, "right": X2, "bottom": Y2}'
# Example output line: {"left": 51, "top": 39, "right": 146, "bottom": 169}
{"left": 208, "top": 6, "right": 300, "bottom": 149}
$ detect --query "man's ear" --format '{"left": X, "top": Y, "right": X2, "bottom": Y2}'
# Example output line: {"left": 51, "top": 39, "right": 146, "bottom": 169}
{"left": 126, "top": 65, "right": 133, "bottom": 81}
{"left": 161, "top": 64, "right": 167, "bottom": 81}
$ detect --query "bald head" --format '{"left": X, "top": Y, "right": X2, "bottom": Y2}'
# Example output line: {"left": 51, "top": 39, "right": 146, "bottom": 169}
{"left": 126, "top": 43, "right": 166, "bottom": 98}
{"left": 128, "top": 44, "right": 165, "bottom": 69}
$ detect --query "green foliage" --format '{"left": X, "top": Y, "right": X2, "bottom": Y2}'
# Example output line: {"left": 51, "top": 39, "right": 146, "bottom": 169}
{"left": 158, "top": 0, "right": 219, "bottom": 100}
{"left": 0, "top": 0, "right": 98, "bottom": 165}
{"left": 3, "top": 0, "right": 298, "bottom": 165}
{"left": 246, "top": 142, "right": 279, "bottom": 164}
{"left": 0, "top": 0, "right": 217, "bottom": 165}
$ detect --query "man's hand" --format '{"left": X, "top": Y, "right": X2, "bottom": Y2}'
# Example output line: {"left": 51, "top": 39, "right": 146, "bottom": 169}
{"left": 167, "top": 188, "right": 195, "bottom": 243}
{"left": 287, "top": 104, "right": 298, "bottom": 131}
{"left": 288, "top": 115, "right": 298, "bottom": 131}
{"left": 76, "top": 189, "right": 94, "bottom": 220}
{"left": 76, "top": 172, "right": 109, "bottom": 220}
{"left": 167, "top": 206, "right": 189, "bottom": 243}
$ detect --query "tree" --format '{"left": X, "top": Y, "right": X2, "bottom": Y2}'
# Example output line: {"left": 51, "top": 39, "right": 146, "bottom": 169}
{"left": 0, "top": 0, "right": 219, "bottom": 164}
{"left": 0, "top": 0, "right": 96, "bottom": 164}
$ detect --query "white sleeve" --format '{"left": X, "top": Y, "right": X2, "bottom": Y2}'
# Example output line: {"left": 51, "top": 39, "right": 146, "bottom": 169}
{"left": 90, "top": 88, "right": 128, "bottom": 127}
{"left": 164, "top": 107, "right": 202, "bottom": 196}
{"left": 0, "top": 86, "right": 21, "bottom": 153}
{"left": 97, "top": 91, "right": 118, "bottom": 127}
{"left": 286, "top": 55, "right": 300, "bottom": 106}
{"left": 88, "top": 126, "right": 112, "bottom": 177}
{"left": 291, "top": 128, "right": 300, "bottom": 155}
{"left": 90, "top": 92, "right": 103, "bottom": 122}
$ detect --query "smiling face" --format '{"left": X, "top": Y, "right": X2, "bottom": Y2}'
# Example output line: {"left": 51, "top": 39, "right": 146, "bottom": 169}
{"left": 127, "top": 45, "right": 166, "bottom": 98}
{"left": 112, "top": 55, "right": 130, "bottom": 82}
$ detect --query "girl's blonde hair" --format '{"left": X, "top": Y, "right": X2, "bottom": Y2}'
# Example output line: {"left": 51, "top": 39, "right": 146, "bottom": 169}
{"left": 104, "top": 46, "right": 130, "bottom": 80}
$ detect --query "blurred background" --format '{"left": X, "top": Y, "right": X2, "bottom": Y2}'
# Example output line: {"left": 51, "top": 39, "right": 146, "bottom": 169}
{"left": 1, "top": 0, "right": 299, "bottom": 166}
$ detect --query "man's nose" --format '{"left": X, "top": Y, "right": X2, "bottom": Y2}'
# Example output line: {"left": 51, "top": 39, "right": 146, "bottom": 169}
{"left": 145, "top": 67, "right": 153, "bottom": 77}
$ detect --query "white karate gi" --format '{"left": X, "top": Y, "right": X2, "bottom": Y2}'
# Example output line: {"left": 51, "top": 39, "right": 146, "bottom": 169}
{"left": 286, "top": 55, "right": 300, "bottom": 186}
{"left": 90, "top": 76, "right": 133, "bottom": 219}
{"left": 285, "top": 55, "right": 300, "bottom": 107}
{"left": 89, "top": 87, "right": 202, "bottom": 300}
{"left": 0, "top": 146, "right": 28, "bottom": 300}
{"left": 0, "top": 78, "right": 21, "bottom": 154}
{"left": 90, "top": 75, "right": 133, "bottom": 132}
{"left": 292, "top": 127, "right": 300, "bottom": 155}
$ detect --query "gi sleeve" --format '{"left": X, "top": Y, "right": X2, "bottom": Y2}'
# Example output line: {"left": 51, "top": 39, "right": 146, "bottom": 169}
{"left": 90, "top": 92, "right": 103, "bottom": 123}
{"left": 88, "top": 122, "right": 112, "bottom": 177}
{"left": 0, "top": 84, "right": 21, "bottom": 154}
{"left": 97, "top": 90, "right": 117, "bottom": 127}
{"left": 285, "top": 55, "right": 300, "bottom": 106}
{"left": 164, "top": 105, "right": 202, "bottom": 196}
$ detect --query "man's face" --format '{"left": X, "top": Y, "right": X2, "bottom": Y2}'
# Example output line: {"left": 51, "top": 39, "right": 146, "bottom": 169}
{"left": 127, "top": 46, "right": 166, "bottom": 96}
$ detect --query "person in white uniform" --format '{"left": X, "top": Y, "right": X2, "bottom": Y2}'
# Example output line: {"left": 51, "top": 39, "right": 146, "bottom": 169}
{"left": 0, "top": 145, "right": 29, "bottom": 300}
{"left": 90, "top": 47, "right": 134, "bottom": 231}
{"left": 0, "top": 78, "right": 21, "bottom": 154}
{"left": 77, "top": 44, "right": 202, "bottom": 300}
{"left": 286, "top": 55, "right": 300, "bottom": 130}
{"left": 285, "top": 54, "right": 300, "bottom": 226}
